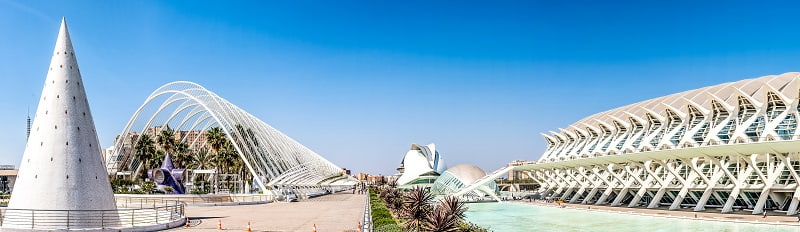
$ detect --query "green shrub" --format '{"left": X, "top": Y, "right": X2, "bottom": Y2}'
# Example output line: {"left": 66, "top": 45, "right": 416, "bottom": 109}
{"left": 459, "top": 221, "right": 491, "bottom": 232}
{"left": 140, "top": 181, "right": 156, "bottom": 194}
{"left": 190, "top": 188, "right": 209, "bottom": 194}
{"left": 111, "top": 178, "right": 135, "bottom": 193}
{"left": 370, "top": 189, "right": 401, "bottom": 229}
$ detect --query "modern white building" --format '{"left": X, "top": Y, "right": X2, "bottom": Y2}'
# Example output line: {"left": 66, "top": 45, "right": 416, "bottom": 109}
{"left": 109, "top": 81, "right": 357, "bottom": 195}
{"left": 517, "top": 72, "right": 800, "bottom": 215}
{"left": 396, "top": 143, "right": 446, "bottom": 186}
{"left": 431, "top": 164, "right": 499, "bottom": 201}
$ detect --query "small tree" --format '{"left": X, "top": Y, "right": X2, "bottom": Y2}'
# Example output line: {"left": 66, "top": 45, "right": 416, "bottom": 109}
{"left": 402, "top": 186, "right": 434, "bottom": 231}
{"left": 423, "top": 197, "right": 466, "bottom": 232}
{"left": 111, "top": 178, "right": 135, "bottom": 193}
{"left": 140, "top": 181, "right": 156, "bottom": 194}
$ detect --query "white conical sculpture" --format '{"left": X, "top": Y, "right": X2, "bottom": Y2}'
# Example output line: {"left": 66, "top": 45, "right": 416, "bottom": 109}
{"left": 6, "top": 18, "right": 117, "bottom": 229}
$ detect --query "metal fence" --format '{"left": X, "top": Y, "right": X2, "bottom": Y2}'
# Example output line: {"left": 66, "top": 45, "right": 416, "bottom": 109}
{"left": 0, "top": 199, "right": 184, "bottom": 230}
{"left": 229, "top": 194, "right": 274, "bottom": 203}
{"left": 115, "top": 194, "right": 274, "bottom": 205}
{"left": 362, "top": 190, "right": 373, "bottom": 232}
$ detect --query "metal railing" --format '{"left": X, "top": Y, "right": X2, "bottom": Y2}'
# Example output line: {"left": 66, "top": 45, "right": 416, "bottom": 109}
{"left": 362, "top": 190, "right": 372, "bottom": 232}
{"left": 0, "top": 199, "right": 185, "bottom": 230}
{"left": 115, "top": 194, "right": 274, "bottom": 205}
{"left": 229, "top": 194, "right": 274, "bottom": 203}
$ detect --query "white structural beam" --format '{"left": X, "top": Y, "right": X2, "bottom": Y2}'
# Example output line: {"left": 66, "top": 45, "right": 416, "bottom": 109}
{"left": 109, "top": 81, "right": 357, "bottom": 195}
{"left": 522, "top": 73, "right": 800, "bottom": 215}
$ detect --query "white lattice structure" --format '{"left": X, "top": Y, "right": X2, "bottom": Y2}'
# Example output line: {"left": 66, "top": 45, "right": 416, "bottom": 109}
{"left": 431, "top": 164, "right": 499, "bottom": 201}
{"left": 518, "top": 72, "right": 800, "bottom": 215}
{"left": 109, "top": 81, "right": 356, "bottom": 195}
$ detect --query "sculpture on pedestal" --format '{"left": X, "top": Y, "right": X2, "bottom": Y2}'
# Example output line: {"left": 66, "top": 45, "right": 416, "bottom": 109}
{"left": 148, "top": 154, "right": 186, "bottom": 194}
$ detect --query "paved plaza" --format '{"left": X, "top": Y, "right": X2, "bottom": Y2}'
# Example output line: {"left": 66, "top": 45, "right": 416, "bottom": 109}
{"left": 172, "top": 192, "right": 367, "bottom": 232}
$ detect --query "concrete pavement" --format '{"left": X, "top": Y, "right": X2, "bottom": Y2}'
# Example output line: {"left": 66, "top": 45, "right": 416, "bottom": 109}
{"left": 171, "top": 191, "right": 367, "bottom": 232}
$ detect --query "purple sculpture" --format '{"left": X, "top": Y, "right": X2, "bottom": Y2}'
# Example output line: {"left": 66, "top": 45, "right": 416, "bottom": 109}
{"left": 148, "top": 153, "right": 186, "bottom": 194}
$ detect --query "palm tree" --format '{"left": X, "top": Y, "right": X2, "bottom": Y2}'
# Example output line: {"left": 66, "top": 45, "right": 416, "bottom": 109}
{"left": 187, "top": 148, "right": 214, "bottom": 170}
{"left": 173, "top": 142, "right": 189, "bottom": 168}
{"left": 402, "top": 186, "right": 434, "bottom": 231}
{"left": 133, "top": 134, "right": 157, "bottom": 181}
{"left": 422, "top": 197, "right": 466, "bottom": 232}
{"left": 206, "top": 127, "right": 227, "bottom": 192}
{"left": 153, "top": 150, "right": 166, "bottom": 167}
{"left": 217, "top": 141, "right": 241, "bottom": 191}
{"left": 422, "top": 209, "right": 458, "bottom": 232}
{"left": 438, "top": 196, "right": 466, "bottom": 220}
{"left": 383, "top": 188, "right": 403, "bottom": 211}
{"left": 156, "top": 127, "right": 176, "bottom": 154}
{"left": 205, "top": 127, "right": 226, "bottom": 155}
{"left": 186, "top": 148, "right": 215, "bottom": 193}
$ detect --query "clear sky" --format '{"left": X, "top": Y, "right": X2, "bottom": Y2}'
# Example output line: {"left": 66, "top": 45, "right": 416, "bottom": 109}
{"left": 1, "top": 1, "right": 800, "bottom": 175}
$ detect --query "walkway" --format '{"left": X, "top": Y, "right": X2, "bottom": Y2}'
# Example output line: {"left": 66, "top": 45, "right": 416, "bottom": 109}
{"left": 170, "top": 191, "right": 367, "bottom": 232}
{"left": 517, "top": 200, "right": 800, "bottom": 225}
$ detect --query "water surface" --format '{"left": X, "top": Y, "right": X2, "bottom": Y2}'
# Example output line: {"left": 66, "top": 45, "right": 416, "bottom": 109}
{"left": 464, "top": 202, "right": 799, "bottom": 232}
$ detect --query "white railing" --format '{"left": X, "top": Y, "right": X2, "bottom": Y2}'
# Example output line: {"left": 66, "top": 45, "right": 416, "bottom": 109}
{"left": 0, "top": 199, "right": 185, "bottom": 230}
{"left": 361, "top": 192, "right": 372, "bottom": 232}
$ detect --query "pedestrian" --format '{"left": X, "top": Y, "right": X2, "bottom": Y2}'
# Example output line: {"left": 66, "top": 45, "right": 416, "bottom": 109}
{"left": 796, "top": 213, "right": 800, "bottom": 223}
{"left": 763, "top": 210, "right": 767, "bottom": 218}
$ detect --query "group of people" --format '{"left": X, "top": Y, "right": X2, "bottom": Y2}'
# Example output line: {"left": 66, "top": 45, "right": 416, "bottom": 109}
{"left": 352, "top": 182, "right": 367, "bottom": 194}
{"left": 532, "top": 198, "right": 567, "bottom": 208}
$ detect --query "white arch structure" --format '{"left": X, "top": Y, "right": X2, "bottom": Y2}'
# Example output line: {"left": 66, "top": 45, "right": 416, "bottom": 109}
{"left": 516, "top": 72, "right": 800, "bottom": 215}
{"left": 109, "top": 81, "right": 356, "bottom": 194}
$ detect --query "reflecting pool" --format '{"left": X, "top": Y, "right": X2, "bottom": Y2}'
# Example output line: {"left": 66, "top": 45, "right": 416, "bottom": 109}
{"left": 464, "top": 202, "right": 799, "bottom": 232}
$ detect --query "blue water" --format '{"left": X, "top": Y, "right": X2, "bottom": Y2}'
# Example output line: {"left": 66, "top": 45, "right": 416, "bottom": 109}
{"left": 464, "top": 202, "right": 800, "bottom": 232}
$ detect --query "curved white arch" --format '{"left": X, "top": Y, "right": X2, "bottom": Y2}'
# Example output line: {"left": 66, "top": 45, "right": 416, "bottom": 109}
{"left": 108, "top": 81, "right": 356, "bottom": 194}
{"left": 541, "top": 72, "right": 800, "bottom": 162}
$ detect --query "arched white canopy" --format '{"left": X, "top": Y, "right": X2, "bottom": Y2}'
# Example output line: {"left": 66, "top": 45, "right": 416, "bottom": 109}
{"left": 108, "top": 81, "right": 356, "bottom": 193}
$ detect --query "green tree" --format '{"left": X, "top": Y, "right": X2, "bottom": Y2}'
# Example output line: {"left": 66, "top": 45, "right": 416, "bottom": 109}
{"left": 153, "top": 149, "right": 166, "bottom": 168}
{"left": 111, "top": 178, "right": 135, "bottom": 193}
{"left": 402, "top": 186, "right": 434, "bottom": 231}
{"left": 187, "top": 148, "right": 214, "bottom": 170}
{"left": 133, "top": 134, "right": 157, "bottom": 181}
{"left": 206, "top": 127, "right": 227, "bottom": 192}
{"left": 156, "top": 127, "right": 176, "bottom": 155}
{"left": 155, "top": 127, "right": 176, "bottom": 168}
{"left": 206, "top": 127, "right": 226, "bottom": 157}
{"left": 422, "top": 197, "right": 466, "bottom": 232}
{"left": 173, "top": 142, "right": 189, "bottom": 168}
{"left": 217, "top": 141, "right": 241, "bottom": 191}
{"left": 140, "top": 181, "right": 156, "bottom": 194}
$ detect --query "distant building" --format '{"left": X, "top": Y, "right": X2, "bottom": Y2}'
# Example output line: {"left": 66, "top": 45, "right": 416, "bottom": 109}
{"left": 396, "top": 143, "right": 446, "bottom": 187}
{"left": 103, "top": 145, "right": 117, "bottom": 173}
{"left": 366, "top": 175, "right": 385, "bottom": 185}
{"left": 357, "top": 173, "right": 368, "bottom": 182}
{"left": 506, "top": 160, "right": 536, "bottom": 181}
{"left": 0, "top": 165, "right": 17, "bottom": 193}
{"left": 106, "top": 127, "right": 209, "bottom": 175}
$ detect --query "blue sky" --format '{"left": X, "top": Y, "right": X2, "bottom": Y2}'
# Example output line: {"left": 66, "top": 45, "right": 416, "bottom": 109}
{"left": 1, "top": 1, "right": 800, "bottom": 175}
